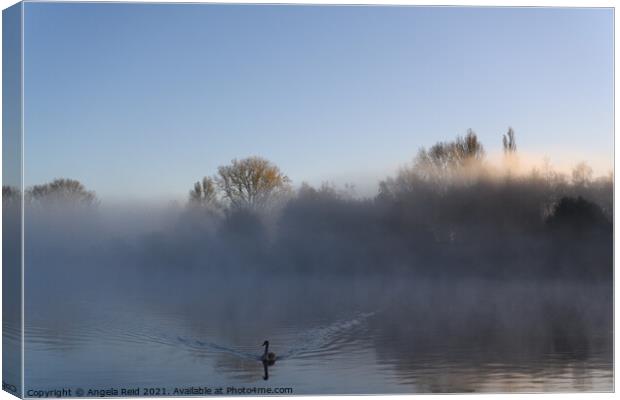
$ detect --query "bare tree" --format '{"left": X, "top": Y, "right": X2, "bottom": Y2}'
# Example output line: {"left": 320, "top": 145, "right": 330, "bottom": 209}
{"left": 455, "top": 129, "right": 485, "bottom": 162}
{"left": 189, "top": 177, "right": 218, "bottom": 208}
{"left": 502, "top": 127, "right": 517, "bottom": 154}
{"left": 215, "top": 156, "right": 291, "bottom": 210}
{"left": 413, "top": 129, "right": 485, "bottom": 180}
{"left": 27, "top": 178, "right": 97, "bottom": 206}
{"left": 502, "top": 127, "right": 518, "bottom": 173}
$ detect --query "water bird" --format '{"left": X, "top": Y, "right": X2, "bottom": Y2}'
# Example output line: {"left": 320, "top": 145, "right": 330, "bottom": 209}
{"left": 261, "top": 340, "right": 276, "bottom": 365}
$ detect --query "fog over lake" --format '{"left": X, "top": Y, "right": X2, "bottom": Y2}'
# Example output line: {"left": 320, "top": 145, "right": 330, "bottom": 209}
{"left": 5, "top": 147, "right": 612, "bottom": 394}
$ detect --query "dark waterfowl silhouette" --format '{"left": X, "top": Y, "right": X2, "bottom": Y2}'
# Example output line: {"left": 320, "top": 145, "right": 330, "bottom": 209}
{"left": 261, "top": 340, "right": 276, "bottom": 364}
{"left": 261, "top": 340, "right": 276, "bottom": 380}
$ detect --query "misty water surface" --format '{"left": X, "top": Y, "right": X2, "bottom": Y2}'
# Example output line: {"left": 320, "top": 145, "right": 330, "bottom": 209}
{"left": 20, "top": 266, "right": 612, "bottom": 394}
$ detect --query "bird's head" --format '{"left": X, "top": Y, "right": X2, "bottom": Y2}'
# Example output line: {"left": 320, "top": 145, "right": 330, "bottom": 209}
{"left": 262, "top": 340, "right": 269, "bottom": 347}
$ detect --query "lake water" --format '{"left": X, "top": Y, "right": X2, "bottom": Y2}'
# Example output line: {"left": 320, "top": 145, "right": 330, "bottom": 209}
{"left": 19, "top": 275, "right": 612, "bottom": 395}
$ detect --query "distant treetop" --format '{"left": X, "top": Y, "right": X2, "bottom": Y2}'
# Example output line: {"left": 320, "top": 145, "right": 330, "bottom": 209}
{"left": 189, "top": 156, "right": 291, "bottom": 212}
{"left": 27, "top": 178, "right": 97, "bottom": 207}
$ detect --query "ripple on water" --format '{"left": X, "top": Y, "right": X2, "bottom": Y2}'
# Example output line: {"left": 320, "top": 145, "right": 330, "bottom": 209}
{"left": 23, "top": 295, "right": 612, "bottom": 393}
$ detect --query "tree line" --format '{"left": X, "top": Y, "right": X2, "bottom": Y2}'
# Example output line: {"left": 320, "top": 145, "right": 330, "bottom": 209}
{"left": 4, "top": 128, "right": 612, "bottom": 280}
{"left": 3, "top": 127, "right": 611, "bottom": 217}
{"left": 3, "top": 178, "right": 97, "bottom": 207}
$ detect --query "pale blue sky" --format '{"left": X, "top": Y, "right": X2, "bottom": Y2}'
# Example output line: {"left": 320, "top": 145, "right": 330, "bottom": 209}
{"left": 23, "top": 4, "right": 613, "bottom": 200}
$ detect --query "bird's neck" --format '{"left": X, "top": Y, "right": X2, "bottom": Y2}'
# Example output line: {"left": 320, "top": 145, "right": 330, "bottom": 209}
{"left": 264, "top": 344, "right": 269, "bottom": 355}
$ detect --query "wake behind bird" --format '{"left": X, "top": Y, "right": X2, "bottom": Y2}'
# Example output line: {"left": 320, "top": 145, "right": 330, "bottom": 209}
{"left": 175, "top": 311, "right": 378, "bottom": 363}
